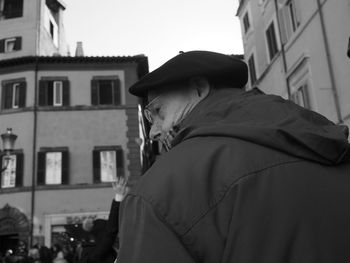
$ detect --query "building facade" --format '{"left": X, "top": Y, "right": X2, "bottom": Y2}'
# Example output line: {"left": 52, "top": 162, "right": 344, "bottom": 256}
{"left": 0, "top": 0, "right": 69, "bottom": 60}
{"left": 237, "top": 0, "right": 350, "bottom": 126}
{"left": 0, "top": 0, "right": 149, "bottom": 252}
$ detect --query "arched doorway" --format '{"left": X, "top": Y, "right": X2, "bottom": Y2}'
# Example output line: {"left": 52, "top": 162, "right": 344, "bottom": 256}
{"left": 0, "top": 204, "right": 30, "bottom": 254}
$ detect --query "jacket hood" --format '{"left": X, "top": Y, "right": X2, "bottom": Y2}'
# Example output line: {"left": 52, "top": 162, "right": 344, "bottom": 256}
{"left": 172, "top": 88, "right": 350, "bottom": 165}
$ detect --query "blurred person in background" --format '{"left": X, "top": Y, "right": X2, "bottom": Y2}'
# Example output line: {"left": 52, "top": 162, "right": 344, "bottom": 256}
{"left": 80, "top": 176, "right": 129, "bottom": 263}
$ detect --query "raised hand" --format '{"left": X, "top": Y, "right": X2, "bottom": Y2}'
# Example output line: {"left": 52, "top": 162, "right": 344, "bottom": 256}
{"left": 112, "top": 176, "right": 130, "bottom": 202}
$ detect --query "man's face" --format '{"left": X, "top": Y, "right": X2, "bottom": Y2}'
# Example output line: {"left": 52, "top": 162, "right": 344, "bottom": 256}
{"left": 145, "top": 84, "right": 194, "bottom": 143}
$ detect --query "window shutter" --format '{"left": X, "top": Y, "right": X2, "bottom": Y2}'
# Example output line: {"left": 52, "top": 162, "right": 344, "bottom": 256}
{"left": 293, "top": 0, "right": 301, "bottom": 27}
{"left": 116, "top": 148, "right": 124, "bottom": 178}
{"left": 91, "top": 79, "right": 98, "bottom": 105}
{"left": 0, "top": 39, "right": 5, "bottom": 53}
{"left": 18, "top": 81, "right": 26, "bottom": 108}
{"left": 0, "top": 155, "right": 3, "bottom": 188}
{"left": 15, "top": 153, "right": 24, "bottom": 187}
{"left": 14, "top": 37, "right": 22, "bottom": 51}
{"left": 62, "top": 80, "right": 70, "bottom": 106}
{"left": 4, "top": 83, "right": 13, "bottom": 109}
{"left": 38, "top": 80, "right": 48, "bottom": 106}
{"left": 37, "top": 152, "right": 46, "bottom": 185}
{"left": 61, "top": 151, "right": 69, "bottom": 185}
{"left": 1, "top": 84, "right": 6, "bottom": 110}
{"left": 113, "top": 79, "right": 121, "bottom": 106}
{"left": 278, "top": 8, "right": 288, "bottom": 44}
{"left": 93, "top": 150, "right": 101, "bottom": 183}
{"left": 284, "top": 6, "right": 293, "bottom": 40}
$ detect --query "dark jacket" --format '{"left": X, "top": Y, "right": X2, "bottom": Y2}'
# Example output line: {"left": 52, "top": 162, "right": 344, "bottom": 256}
{"left": 80, "top": 200, "right": 119, "bottom": 263}
{"left": 117, "top": 88, "right": 350, "bottom": 263}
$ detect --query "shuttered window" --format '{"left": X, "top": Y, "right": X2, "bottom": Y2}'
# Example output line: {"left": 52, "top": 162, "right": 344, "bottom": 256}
{"left": 37, "top": 148, "right": 69, "bottom": 185}
{"left": 39, "top": 79, "right": 70, "bottom": 107}
{"left": 265, "top": 21, "right": 279, "bottom": 61}
{"left": 1, "top": 80, "right": 26, "bottom": 110}
{"left": 243, "top": 12, "right": 251, "bottom": 33}
{"left": 291, "top": 84, "right": 310, "bottom": 109}
{"left": 2, "top": 0, "right": 23, "bottom": 19}
{"left": 278, "top": 0, "right": 300, "bottom": 44}
{"left": 0, "top": 37, "right": 22, "bottom": 53}
{"left": 91, "top": 78, "right": 121, "bottom": 106}
{"left": 248, "top": 54, "right": 257, "bottom": 86}
{"left": 0, "top": 152, "right": 24, "bottom": 188}
{"left": 93, "top": 146, "right": 124, "bottom": 183}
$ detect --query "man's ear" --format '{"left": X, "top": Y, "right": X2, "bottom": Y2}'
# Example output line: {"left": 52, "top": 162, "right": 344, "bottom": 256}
{"left": 189, "top": 76, "right": 210, "bottom": 99}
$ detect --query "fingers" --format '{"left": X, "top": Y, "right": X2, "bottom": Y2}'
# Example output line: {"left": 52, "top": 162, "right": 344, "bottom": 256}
{"left": 114, "top": 176, "right": 128, "bottom": 188}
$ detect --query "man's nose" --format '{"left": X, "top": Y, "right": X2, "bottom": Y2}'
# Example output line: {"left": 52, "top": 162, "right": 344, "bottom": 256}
{"left": 149, "top": 125, "right": 161, "bottom": 141}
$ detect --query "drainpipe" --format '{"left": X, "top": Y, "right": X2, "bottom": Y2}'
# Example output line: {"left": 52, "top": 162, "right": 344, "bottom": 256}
{"left": 316, "top": 0, "right": 342, "bottom": 123}
{"left": 29, "top": 0, "right": 41, "bottom": 246}
{"left": 30, "top": 57, "right": 39, "bottom": 247}
{"left": 274, "top": 0, "right": 291, "bottom": 98}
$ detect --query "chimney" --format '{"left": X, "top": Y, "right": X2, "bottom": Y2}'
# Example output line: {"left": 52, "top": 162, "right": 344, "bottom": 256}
{"left": 75, "top": 41, "right": 84, "bottom": 57}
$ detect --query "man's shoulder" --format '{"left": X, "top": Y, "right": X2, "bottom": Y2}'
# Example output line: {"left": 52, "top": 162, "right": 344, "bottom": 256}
{"left": 129, "top": 136, "right": 296, "bottom": 235}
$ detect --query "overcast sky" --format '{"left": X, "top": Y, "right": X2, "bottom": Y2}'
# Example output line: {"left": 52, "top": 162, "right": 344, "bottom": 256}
{"left": 63, "top": 0, "right": 243, "bottom": 71}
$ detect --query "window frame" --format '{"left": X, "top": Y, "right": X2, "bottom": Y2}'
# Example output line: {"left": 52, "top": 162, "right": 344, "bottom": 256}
{"left": 247, "top": 51, "right": 258, "bottom": 87}
{"left": 291, "top": 84, "right": 310, "bottom": 109}
{"left": 4, "top": 37, "right": 16, "bottom": 52}
{"left": 93, "top": 146, "right": 124, "bottom": 184}
{"left": 241, "top": 4, "right": 253, "bottom": 37}
{"left": 287, "top": 56, "right": 313, "bottom": 110}
{"left": 286, "top": 0, "right": 300, "bottom": 32}
{"left": 243, "top": 12, "right": 250, "bottom": 34}
{"left": 1, "top": 78, "right": 26, "bottom": 110}
{"left": 38, "top": 78, "right": 70, "bottom": 107}
{"left": 12, "top": 83, "right": 20, "bottom": 109}
{"left": 2, "top": 0, "right": 23, "bottom": 19}
{"left": 91, "top": 76, "right": 122, "bottom": 106}
{"left": 53, "top": 81, "right": 63, "bottom": 106}
{"left": 37, "top": 147, "right": 69, "bottom": 186}
{"left": 278, "top": 0, "right": 300, "bottom": 44}
{"left": 0, "top": 37, "right": 22, "bottom": 53}
{"left": 265, "top": 18, "right": 280, "bottom": 62}
{"left": 0, "top": 151, "right": 24, "bottom": 189}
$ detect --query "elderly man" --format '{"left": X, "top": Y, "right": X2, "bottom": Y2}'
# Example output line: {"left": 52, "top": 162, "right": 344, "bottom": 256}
{"left": 117, "top": 51, "right": 350, "bottom": 263}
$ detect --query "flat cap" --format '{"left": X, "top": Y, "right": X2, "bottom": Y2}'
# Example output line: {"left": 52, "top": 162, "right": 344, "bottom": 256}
{"left": 129, "top": 50, "right": 248, "bottom": 97}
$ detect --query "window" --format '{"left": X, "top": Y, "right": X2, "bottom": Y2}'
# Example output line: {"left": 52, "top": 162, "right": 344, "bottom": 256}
{"left": 287, "top": 0, "right": 299, "bottom": 32}
{"left": 43, "top": 5, "right": 58, "bottom": 47}
{"left": 1, "top": 0, "right": 23, "bottom": 19}
{"left": 5, "top": 38, "right": 15, "bottom": 52}
{"left": 243, "top": 12, "right": 250, "bottom": 33}
{"left": 1, "top": 79, "right": 26, "bottom": 110}
{"left": 248, "top": 54, "right": 257, "bottom": 86}
{"left": 291, "top": 84, "right": 309, "bottom": 109}
{"left": 39, "top": 79, "right": 69, "bottom": 107}
{"left": 93, "top": 146, "right": 124, "bottom": 183}
{"left": 37, "top": 148, "right": 69, "bottom": 185}
{"left": 0, "top": 37, "right": 22, "bottom": 53}
{"left": 278, "top": 0, "right": 300, "bottom": 44}
{"left": 265, "top": 21, "right": 279, "bottom": 61}
{"left": 53, "top": 81, "right": 62, "bottom": 106}
{"left": 0, "top": 152, "right": 24, "bottom": 189}
{"left": 11, "top": 83, "right": 20, "bottom": 108}
{"left": 91, "top": 77, "right": 121, "bottom": 106}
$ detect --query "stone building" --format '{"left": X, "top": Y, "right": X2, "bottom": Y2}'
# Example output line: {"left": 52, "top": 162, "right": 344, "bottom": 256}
{"left": 0, "top": 0, "right": 149, "bottom": 250}
{"left": 236, "top": 0, "right": 350, "bottom": 126}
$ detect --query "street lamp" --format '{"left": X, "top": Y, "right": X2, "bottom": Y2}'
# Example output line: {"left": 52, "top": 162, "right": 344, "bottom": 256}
{"left": 0, "top": 128, "right": 17, "bottom": 172}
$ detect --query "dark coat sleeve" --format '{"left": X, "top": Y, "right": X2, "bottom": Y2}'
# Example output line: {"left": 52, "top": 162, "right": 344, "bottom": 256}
{"left": 116, "top": 194, "right": 195, "bottom": 263}
{"left": 80, "top": 200, "right": 120, "bottom": 263}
